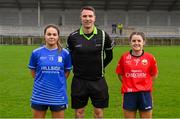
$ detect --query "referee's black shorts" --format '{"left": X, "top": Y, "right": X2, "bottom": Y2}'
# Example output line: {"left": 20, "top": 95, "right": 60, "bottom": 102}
{"left": 71, "top": 76, "right": 109, "bottom": 109}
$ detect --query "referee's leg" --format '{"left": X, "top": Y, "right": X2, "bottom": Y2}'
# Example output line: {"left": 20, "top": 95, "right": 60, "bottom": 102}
{"left": 71, "top": 77, "right": 88, "bottom": 118}
{"left": 90, "top": 77, "right": 109, "bottom": 118}
{"left": 94, "top": 107, "right": 104, "bottom": 118}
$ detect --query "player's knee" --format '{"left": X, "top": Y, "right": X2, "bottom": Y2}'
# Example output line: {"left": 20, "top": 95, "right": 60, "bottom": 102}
{"left": 75, "top": 108, "right": 85, "bottom": 118}
{"left": 94, "top": 108, "right": 103, "bottom": 118}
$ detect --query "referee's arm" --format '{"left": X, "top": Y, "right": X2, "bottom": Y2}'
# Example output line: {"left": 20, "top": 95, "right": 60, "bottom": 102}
{"left": 104, "top": 49, "right": 113, "bottom": 68}
{"left": 103, "top": 32, "right": 113, "bottom": 68}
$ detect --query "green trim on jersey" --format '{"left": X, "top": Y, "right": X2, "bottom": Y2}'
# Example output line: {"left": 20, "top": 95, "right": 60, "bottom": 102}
{"left": 101, "top": 30, "right": 105, "bottom": 77}
{"left": 80, "top": 26, "right": 97, "bottom": 40}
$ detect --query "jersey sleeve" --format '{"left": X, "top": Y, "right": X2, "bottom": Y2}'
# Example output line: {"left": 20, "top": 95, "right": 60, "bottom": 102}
{"left": 150, "top": 56, "right": 158, "bottom": 76}
{"left": 104, "top": 32, "right": 114, "bottom": 50}
{"left": 64, "top": 50, "right": 72, "bottom": 71}
{"left": 28, "top": 51, "right": 38, "bottom": 70}
{"left": 116, "top": 55, "right": 124, "bottom": 75}
{"left": 66, "top": 35, "right": 73, "bottom": 52}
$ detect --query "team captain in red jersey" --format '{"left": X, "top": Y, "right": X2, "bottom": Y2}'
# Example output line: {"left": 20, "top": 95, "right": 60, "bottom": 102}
{"left": 116, "top": 32, "right": 158, "bottom": 118}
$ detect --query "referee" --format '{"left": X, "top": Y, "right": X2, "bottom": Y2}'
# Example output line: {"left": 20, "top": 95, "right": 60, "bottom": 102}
{"left": 67, "top": 6, "right": 113, "bottom": 118}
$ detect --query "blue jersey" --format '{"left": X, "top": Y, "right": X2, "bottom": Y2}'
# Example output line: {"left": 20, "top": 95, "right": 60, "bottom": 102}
{"left": 28, "top": 46, "right": 72, "bottom": 105}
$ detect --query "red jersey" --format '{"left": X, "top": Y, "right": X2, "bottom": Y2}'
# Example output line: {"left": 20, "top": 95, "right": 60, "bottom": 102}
{"left": 116, "top": 50, "right": 158, "bottom": 93}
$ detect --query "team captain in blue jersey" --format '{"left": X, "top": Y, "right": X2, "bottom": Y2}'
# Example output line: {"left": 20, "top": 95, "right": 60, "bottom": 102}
{"left": 67, "top": 6, "right": 113, "bottom": 118}
{"left": 28, "top": 24, "right": 72, "bottom": 118}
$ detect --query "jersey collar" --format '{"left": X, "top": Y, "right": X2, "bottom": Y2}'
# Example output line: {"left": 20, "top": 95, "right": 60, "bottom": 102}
{"left": 130, "top": 49, "right": 144, "bottom": 58}
{"left": 44, "top": 45, "right": 58, "bottom": 51}
{"left": 80, "top": 26, "right": 97, "bottom": 40}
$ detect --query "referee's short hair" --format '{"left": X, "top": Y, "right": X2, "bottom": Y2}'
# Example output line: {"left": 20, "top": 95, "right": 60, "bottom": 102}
{"left": 80, "top": 6, "right": 96, "bottom": 15}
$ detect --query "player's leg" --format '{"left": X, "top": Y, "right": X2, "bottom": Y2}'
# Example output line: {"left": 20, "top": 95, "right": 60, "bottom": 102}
{"left": 123, "top": 109, "right": 137, "bottom": 118}
{"left": 50, "top": 104, "right": 67, "bottom": 118}
{"left": 123, "top": 92, "right": 138, "bottom": 118}
{"left": 120, "top": 29, "right": 122, "bottom": 35}
{"left": 138, "top": 91, "right": 153, "bottom": 118}
{"left": 139, "top": 110, "right": 152, "bottom": 118}
{"left": 51, "top": 111, "right": 65, "bottom": 118}
{"left": 31, "top": 103, "right": 48, "bottom": 118}
{"left": 32, "top": 109, "right": 47, "bottom": 118}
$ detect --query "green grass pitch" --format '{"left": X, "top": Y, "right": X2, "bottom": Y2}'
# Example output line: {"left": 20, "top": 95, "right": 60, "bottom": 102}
{"left": 0, "top": 45, "right": 180, "bottom": 118}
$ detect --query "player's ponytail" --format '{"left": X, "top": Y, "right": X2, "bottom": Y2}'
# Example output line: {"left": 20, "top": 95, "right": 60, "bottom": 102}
{"left": 57, "top": 37, "right": 63, "bottom": 52}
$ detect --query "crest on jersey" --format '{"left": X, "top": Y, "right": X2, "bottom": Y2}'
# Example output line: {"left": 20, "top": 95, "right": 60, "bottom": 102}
{"left": 58, "top": 56, "right": 62, "bottom": 62}
{"left": 126, "top": 54, "right": 131, "bottom": 59}
{"left": 49, "top": 56, "right": 54, "bottom": 61}
{"left": 142, "top": 59, "right": 148, "bottom": 65}
{"left": 134, "top": 59, "right": 140, "bottom": 65}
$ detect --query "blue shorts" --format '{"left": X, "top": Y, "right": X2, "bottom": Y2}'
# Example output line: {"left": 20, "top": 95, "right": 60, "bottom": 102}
{"left": 123, "top": 91, "right": 152, "bottom": 111}
{"left": 31, "top": 103, "right": 67, "bottom": 112}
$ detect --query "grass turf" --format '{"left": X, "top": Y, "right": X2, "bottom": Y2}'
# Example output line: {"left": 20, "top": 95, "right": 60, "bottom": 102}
{"left": 0, "top": 45, "right": 180, "bottom": 118}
